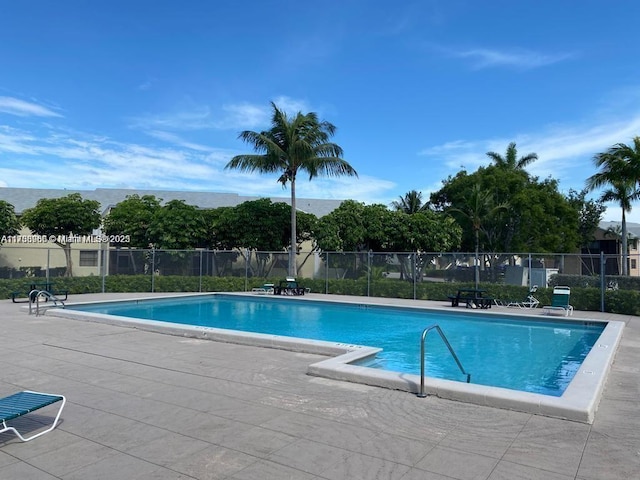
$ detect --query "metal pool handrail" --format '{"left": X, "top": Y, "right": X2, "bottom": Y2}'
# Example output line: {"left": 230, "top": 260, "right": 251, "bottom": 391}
{"left": 28, "top": 290, "right": 65, "bottom": 316}
{"left": 417, "top": 324, "right": 471, "bottom": 398}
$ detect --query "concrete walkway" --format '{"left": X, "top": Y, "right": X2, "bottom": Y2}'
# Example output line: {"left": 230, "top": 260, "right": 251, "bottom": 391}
{"left": 0, "top": 293, "right": 638, "bottom": 479}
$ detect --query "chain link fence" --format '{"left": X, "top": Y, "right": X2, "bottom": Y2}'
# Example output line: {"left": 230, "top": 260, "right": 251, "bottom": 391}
{"left": 1, "top": 246, "right": 638, "bottom": 313}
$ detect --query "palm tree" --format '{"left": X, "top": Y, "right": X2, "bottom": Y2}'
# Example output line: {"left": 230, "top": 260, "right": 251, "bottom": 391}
{"left": 448, "top": 182, "right": 508, "bottom": 289}
{"left": 486, "top": 142, "right": 538, "bottom": 170}
{"left": 604, "top": 224, "right": 633, "bottom": 275}
{"left": 226, "top": 102, "right": 357, "bottom": 276}
{"left": 391, "top": 190, "right": 428, "bottom": 214}
{"left": 586, "top": 137, "right": 640, "bottom": 276}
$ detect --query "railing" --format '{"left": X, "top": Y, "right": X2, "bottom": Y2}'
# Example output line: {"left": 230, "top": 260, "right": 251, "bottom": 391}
{"left": 28, "top": 290, "right": 65, "bottom": 317}
{"left": 417, "top": 324, "right": 470, "bottom": 398}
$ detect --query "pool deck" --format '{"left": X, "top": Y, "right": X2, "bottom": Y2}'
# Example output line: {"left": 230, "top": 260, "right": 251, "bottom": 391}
{"left": 1, "top": 293, "right": 638, "bottom": 479}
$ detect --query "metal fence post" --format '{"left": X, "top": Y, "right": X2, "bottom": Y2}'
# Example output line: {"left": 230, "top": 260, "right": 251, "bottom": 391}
{"left": 413, "top": 252, "right": 418, "bottom": 300}
{"left": 46, "top": 249, "right": 50, "bottom": 284}
{"left": 600, "top": 251, "right": 605, "bottom": 312}
{"left": 151, "top": 247, "right": 156, "bottom": 293}
{"left": 199, "top": 250, "right": 203, "bottom": 293}
{"left": 367, "top": 250, "right": 371, "bottom": 297}
{"left": 245, "top": 248, "right": 249, "bottom": 292}
{"left": 101, "top": 248, "right": 106, "bottom": 293}
{"left": 325, "top": 252, "right": 329, "bottom": 294}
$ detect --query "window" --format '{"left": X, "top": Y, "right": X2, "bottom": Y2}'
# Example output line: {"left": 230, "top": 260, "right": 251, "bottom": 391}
{"left": 631, "top": 259, "right": 637, "bottom": 270}
{"left": 79, "top": 250, "right": 99, "bottom": 267}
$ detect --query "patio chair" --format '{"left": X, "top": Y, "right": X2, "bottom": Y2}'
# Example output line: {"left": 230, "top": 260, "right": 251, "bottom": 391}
{"left": 543, "top": 286, "right": 574, "bottom": 316}
{"left": 251, "top": 283, "right": 274, "bottom": 294}
{"left": 506, "top": 285, "right": 540, "bottom": 309}
{"left": 0, "top": 390, "right": 66, "bottom": 442}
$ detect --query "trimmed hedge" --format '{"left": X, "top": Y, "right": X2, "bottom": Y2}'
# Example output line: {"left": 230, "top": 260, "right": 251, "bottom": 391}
{"left": 2, "top": 275, "right": 638, "bottom": 316}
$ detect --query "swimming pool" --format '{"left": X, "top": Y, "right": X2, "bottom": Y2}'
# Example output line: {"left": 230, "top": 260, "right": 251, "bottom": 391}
{"left": 68, "top": 294, "right": 603, "bottom": 397}
{"left": 53, "top": 293, "right": 624, "bottom": 423}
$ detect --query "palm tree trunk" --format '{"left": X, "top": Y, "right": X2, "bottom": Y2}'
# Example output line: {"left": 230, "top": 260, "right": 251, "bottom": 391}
{"left": 474, "top": 229, "right": 480, "bottom": 289}
{"left": 622, "top": 210, "right": 628, "bottom": 276}
{"left": 289, "top": 177, "right": 298, "bottom": 277}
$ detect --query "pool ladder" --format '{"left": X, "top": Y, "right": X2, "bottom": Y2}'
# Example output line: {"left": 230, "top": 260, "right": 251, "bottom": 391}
{"left": 28, "top": 290, "right": 65, "bottom": 317}
{"left": 417, "top": 324, "right": 471, "bottom": 398}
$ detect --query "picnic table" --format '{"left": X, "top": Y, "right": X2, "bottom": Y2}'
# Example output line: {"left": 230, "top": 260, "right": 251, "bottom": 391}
{"left": 11, "top": 282, "right": 68, "bottom": 303}
{"left": 273, "top": 278, "right": 307, "bottom": 296}
{"left": 448, "top": 288, "right": 493, "bottom": 309}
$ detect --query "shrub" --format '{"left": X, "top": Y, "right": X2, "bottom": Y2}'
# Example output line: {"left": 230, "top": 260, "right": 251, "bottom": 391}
{"left": 2, "top": 274, "right": 639, "bottom": 316}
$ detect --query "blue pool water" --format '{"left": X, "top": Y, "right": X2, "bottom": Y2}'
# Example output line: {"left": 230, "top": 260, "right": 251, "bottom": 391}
{"left": 70, "top": 295, "right": 606, "bottom": 396}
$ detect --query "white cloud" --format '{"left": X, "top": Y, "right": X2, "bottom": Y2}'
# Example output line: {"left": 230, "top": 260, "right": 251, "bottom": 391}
{"left": 218, "top": 103, "right": 269, "bottom": 129}
{"left": 0, "top": 97, "right": 62, "bottom": 117}
{"left": 0, "top": 93, "right": 391, "bottom": 203}
{"left": 0, "top": 125, "right": 221, "bottom": 189}
{"left": 129, "top": 107, "right": 213, "bottom": 131}
{"left": 433, "top": 45, "right": 574, "bottom": 70}
{"left": 420, "top": 111, "right": 640, "bottom": 182}
{"left": 416, "top": 107, "right": 640, "bottom": 225}
{"left": 130, "top": 102, "right": 269, "bottom": 133}
{"left": 271, "top": 96, "right": 311, "bottom": 116}
{"left": 137, "top": 77, "right": 157, "bottom": 91}
{"left": 129, "top": 96, "right": 319, "bottom": 140}
{"left": 145, "top": 129, "right": 230, "bottom": 155}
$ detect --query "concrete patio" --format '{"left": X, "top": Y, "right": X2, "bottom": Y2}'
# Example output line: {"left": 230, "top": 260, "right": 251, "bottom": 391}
{"left": 0, "top": 293, "right": 638, "bottom": 479}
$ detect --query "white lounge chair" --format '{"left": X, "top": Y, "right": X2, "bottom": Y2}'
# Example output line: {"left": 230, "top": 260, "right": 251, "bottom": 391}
{"left": 251, "top": 283, "right": 275, "bottom": 294}
{"left": 543, "top": 286, "right": 574, "bottom": 316}
{"left": 506, "top": 286, "right": 539, "bottom": 309}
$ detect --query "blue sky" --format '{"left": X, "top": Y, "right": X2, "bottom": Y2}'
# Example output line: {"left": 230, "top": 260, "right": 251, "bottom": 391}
{"left": 1, "top": 1, "right": 640, "bottom": 221}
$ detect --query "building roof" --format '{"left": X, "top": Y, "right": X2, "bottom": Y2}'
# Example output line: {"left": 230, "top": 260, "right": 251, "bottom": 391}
{"left": 0, "top": 187, "right": 344, "bottom": 217}
{"left": 598, "top": 221, "right": 640, "bottom": 239}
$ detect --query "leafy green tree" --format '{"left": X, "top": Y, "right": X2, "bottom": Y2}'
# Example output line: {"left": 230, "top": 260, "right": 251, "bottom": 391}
{"left": 315, "top": 201, "right": 385, "bottom": 278}
{"left": 566, "top": 189, "right": 606, "bottom": 249}
{"left": 565, "top": 189, "right": 606, "bottom": 275}
{"left": 603, "top": 224, "right": 633, "bottom": 275}
{"left": 486, "top": 142, "right": 538, "bottom": 170}
{"left": 103, "top": 194, "right": 162, "bottom": 247}
{"left": 208, "top": 199, "right": 319, "bottom": 277}
{"left": 0, "top": 201, "right": 21, "bottom": 241}
{"left": 225, "top": 101, "right": 357, "bottom": 276}
{"left": 391, "top": 190, "right": 428, "bottom": 213}
{"left": 315, "top": 200, "right": 370, "bottom": 252}
{"left": 21, "top": 193, "right": 101, "bottom": 276}
{"left": 586, "top": 137, "right": 640, "bottom": 275}
{"left": 214, "top": 198, "right": 291, "bottom": 276}
{"left": 447, "top": 181, "right": 508, "bottom": 288}
{"left": 147, "top": 199, "right": 207, "bottom": 250}
{"left": 384, "top": 210, "right": 462, "bottom": 281}
{"left": 431, "top": 166, "right": 580, "bottom": 254}
{"left": 143, "top": 200, "right": 209, "bottom": 275}
{"left": 103, "top": 194, "right": 162, "bottom": 274}
{"left": 198, "top": 207, "right": 240, "bottom": 276}
{"left": 512, "top": 178, "right": 581, "bottom": 252}
{"left": 316, "top": 200, "right": 462, "bottom": 279}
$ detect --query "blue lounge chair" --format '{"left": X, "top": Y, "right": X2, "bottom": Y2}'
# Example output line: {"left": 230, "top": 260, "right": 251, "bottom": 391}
{"left": 543, "top": 286, "right": 574, "bottom": 316}
{"left": 0, "top": 390, "right": 66, "bottom": 442}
